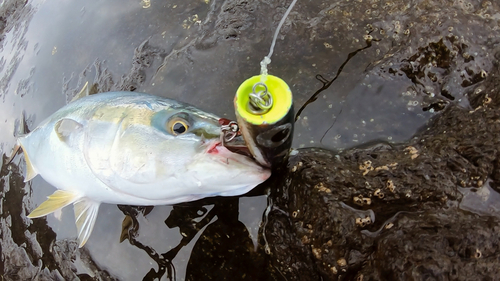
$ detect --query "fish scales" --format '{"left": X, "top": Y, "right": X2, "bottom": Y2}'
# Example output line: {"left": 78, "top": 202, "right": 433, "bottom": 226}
{"left": 18, "top": 91, "right": 270, "bottom": 247}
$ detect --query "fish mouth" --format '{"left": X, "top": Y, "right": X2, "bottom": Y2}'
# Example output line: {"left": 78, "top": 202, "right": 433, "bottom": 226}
{"left": 205, "top": 140, "right": 253, "bottom": 159}
{"left": 202, "top": 139, "right": 271, "bottom": 182}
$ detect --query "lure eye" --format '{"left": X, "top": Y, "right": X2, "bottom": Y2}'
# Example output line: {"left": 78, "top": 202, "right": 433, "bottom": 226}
{"left": 167, "top": 118, "right": 189, "bottom": 136}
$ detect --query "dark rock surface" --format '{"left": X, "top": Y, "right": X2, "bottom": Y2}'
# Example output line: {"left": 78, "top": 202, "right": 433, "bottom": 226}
{"left": 264, "top": 63, "right": 500, "bottom": 280}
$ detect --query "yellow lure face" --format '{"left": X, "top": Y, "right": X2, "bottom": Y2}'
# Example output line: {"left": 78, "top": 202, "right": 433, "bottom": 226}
{"left": 234, "top": 75, "right": 293, "bottom": 126}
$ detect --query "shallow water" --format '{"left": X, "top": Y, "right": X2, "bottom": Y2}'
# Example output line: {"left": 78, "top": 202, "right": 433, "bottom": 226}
{"left": 0, "top": 1, "right": 274, "bottom": 279}
{"left": 1, "top": 0, "right": 499, "bottom": 279}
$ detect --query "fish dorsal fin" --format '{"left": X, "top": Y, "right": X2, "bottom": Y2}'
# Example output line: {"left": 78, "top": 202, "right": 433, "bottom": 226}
{"left": 54, "top": 118, "right": 83, "bottom": 142}
{"left": 70, "top": 81, "right": 90, "bottom": 102}
{"left": 74, "top": 198, "right": 100, "bottom": 248}
{"left": 27, "top": 190, "right": 79, "bottom": 218}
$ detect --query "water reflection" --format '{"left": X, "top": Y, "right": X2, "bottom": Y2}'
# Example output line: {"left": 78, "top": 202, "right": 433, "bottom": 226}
{"left": 1, "top": 153, "right": 274, "bottom": 280}
{"left": 459, "top": 179, "right": 500, "bottom": 219}
{"left": 117, "top": 198, "right": 267, "bottom": 280}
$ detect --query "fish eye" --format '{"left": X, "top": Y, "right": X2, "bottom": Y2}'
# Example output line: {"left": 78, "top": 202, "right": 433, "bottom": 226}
{"left": 167, "top": 118, "right": 189, "bottom": 136}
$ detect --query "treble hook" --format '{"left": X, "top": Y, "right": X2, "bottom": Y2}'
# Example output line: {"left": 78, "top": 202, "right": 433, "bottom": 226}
{"left": 220, "top": 121, "right": 239, "bottom": 145}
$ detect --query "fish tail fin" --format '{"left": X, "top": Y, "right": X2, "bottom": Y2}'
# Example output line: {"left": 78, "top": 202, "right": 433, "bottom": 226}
{"left": 5, "top": 143, "right": 21, "bottom": 165}
{"left": 70, "top": 81, "right": 90, "bottom": 102}
{"left": 28, "top": 190, "right": 80, "bottom": 218}
{"left": 6, "top": 112, "right": 29, "bottom": 165}
{"left": 18, "top": 138, "right": 38, "bottom": 182}
{"left": 9, "top": 112, "right": 38, "bottom": 181}
{"left": 74, "top": 198, "right": 100, "bottom": 248}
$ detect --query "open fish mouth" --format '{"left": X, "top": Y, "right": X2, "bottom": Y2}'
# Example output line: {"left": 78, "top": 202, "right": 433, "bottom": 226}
{"left": 206, "top": 139, "right": 253, "bottom": 159}
{"left": 199, "top": 138, "right": 271, "bottom": 185}
{"left": 205, "top": 140, "right": 223, "bottom": 154}
{"left": 205, "top": 140, "right": 255, "bottom": 163}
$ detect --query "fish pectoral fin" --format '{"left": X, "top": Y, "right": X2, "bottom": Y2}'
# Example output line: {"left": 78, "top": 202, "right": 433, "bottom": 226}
{"left": 54, "top": 118, "right": 83, "bottom": 142}
{"left": 28, "top": 190, "right": 79, "bottom": 218}
{"left": 74, "top": 198, "right": 100, "bottom": 248}
{"left": 70, "top": 81, "right": 90, "bottom": 102}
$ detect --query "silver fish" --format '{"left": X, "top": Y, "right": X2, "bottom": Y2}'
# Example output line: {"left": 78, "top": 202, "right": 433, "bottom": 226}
{"left": 18, "top": 91, "right": 271, "bottom": 247}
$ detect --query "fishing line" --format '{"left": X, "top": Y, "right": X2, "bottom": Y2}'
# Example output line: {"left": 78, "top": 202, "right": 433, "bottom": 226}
{"left": 232, "top": 1, "right": 297, "bottom": 168}
{"left": 260, "top": 0, "right": 298, "bottom": 81}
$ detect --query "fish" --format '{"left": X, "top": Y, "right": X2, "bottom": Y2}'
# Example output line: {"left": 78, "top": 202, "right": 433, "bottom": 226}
{"left": 17, "top": 90, "right": 271, "bottom": 247}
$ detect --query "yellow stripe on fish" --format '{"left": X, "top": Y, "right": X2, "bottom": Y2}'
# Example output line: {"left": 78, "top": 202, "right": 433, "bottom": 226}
{"left": 92, "top": 104, "right": 156, "bottom": 129}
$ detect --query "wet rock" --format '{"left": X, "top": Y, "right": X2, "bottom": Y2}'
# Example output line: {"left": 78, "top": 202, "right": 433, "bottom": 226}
{"left": 365, "top": 211, "right": 500, "bottom": 280}
{"left": 0, "top": 156, "right": 118, "bottom": 280}
{"left": 283, "top": 0, "right": 500, "bottom": 148}
{"left": 0, "top": 0, "right": 28, "bottom": 43}
{"left": 263, "top": 62, "right": 500, "bottom": 280}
